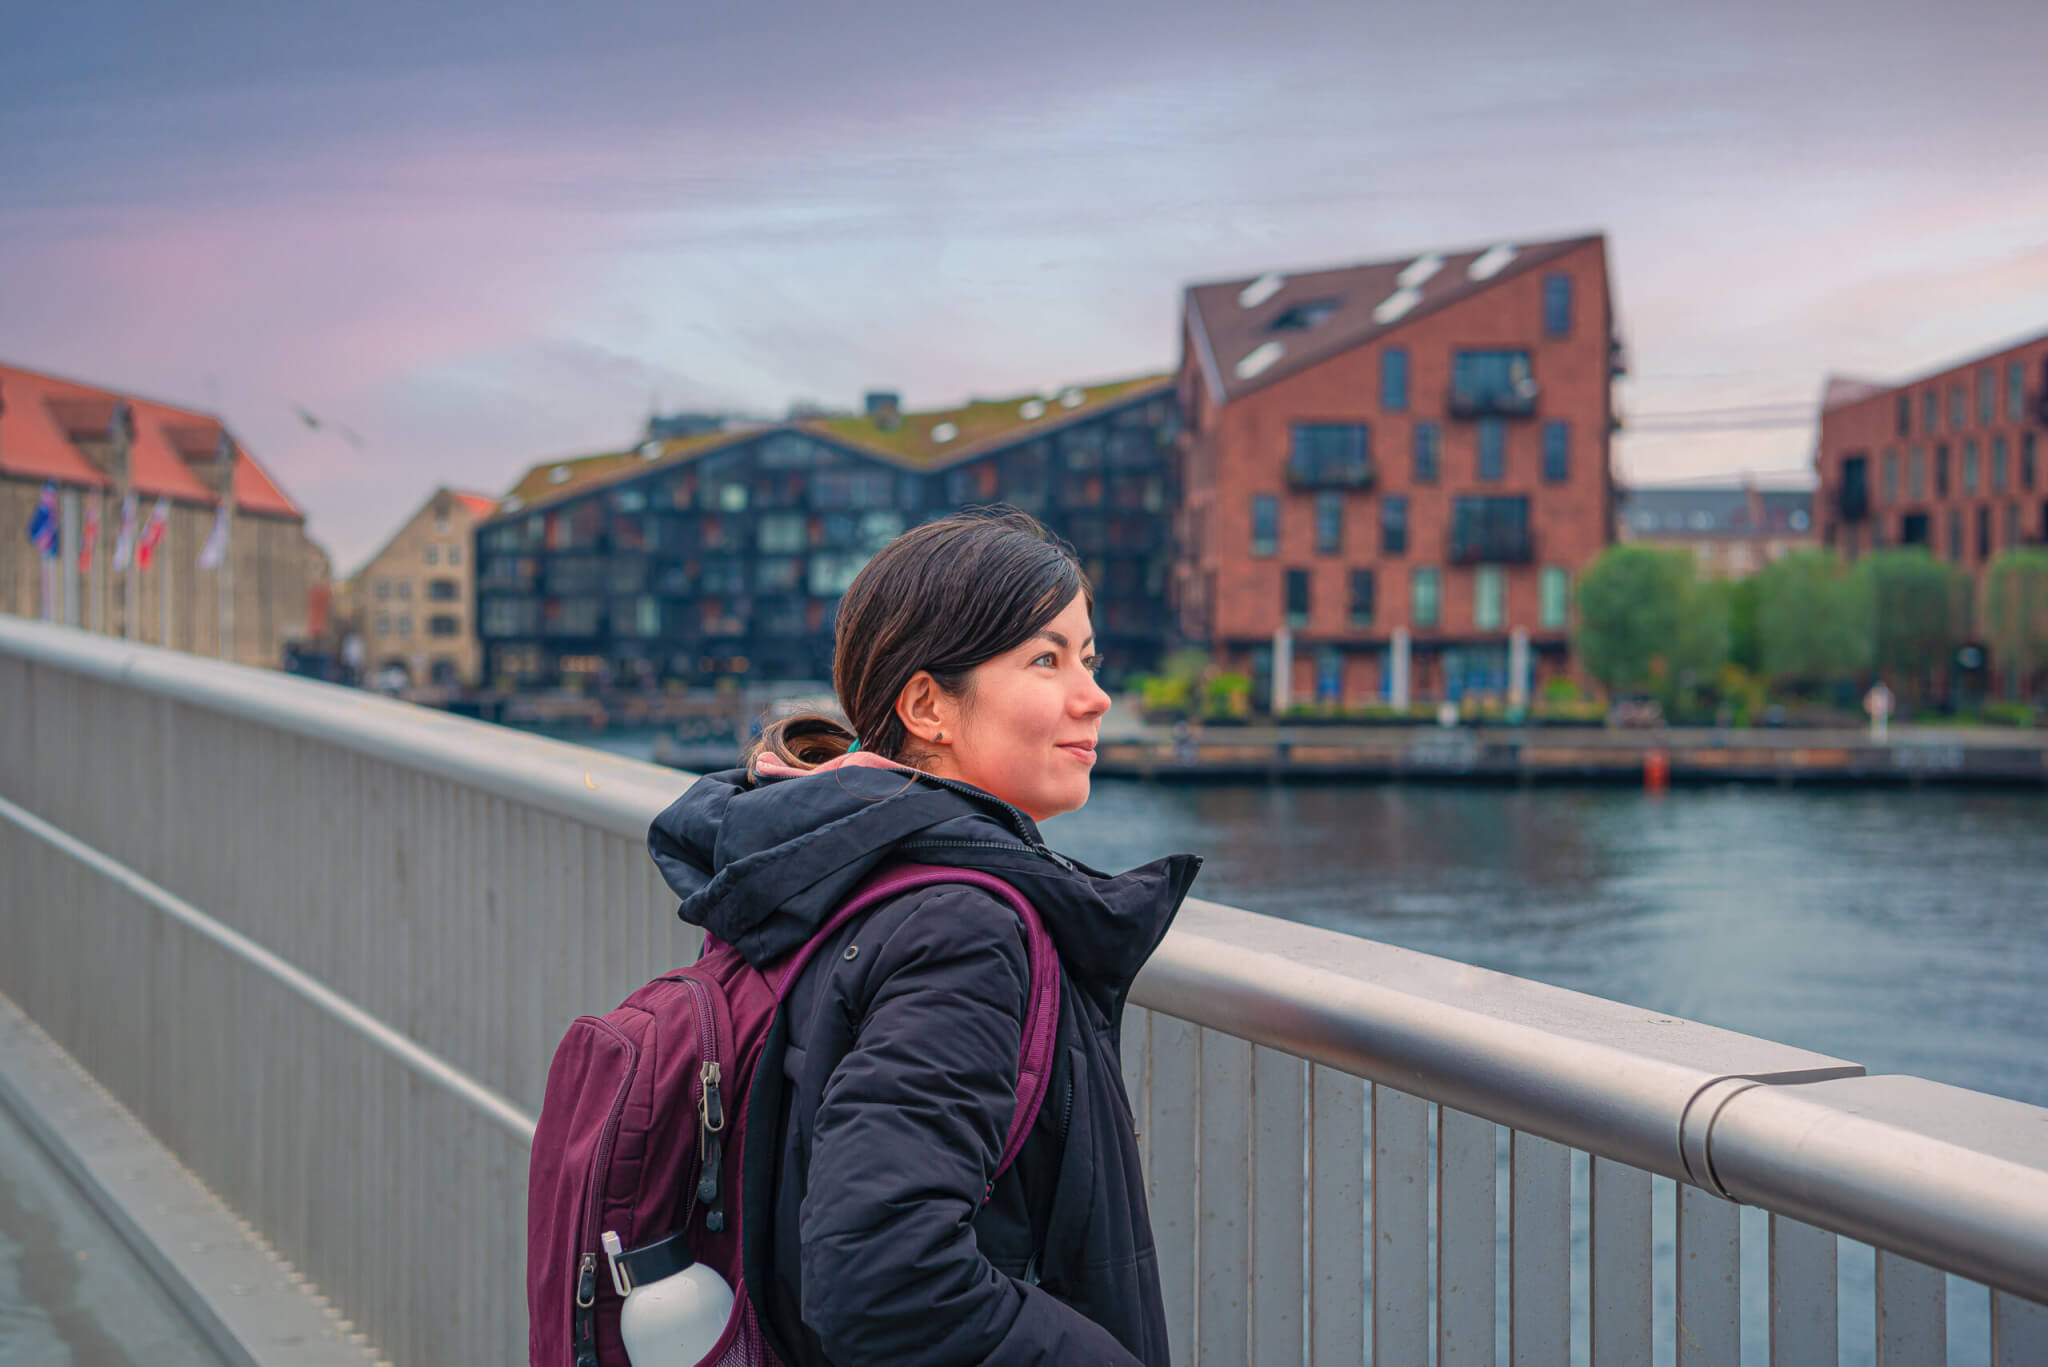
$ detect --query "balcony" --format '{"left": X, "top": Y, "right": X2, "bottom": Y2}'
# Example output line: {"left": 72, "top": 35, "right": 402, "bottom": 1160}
{"left": 1449, "top": 350, "right": 1539, "bottom": 420}
{"left": 1286, "top": 458, "right": 1374, "bottom": 491}
{"left": 1449, "top": 529, "right": 1535, "bottom": 564}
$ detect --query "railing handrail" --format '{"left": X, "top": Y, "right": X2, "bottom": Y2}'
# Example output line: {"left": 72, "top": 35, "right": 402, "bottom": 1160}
{"left": 6, "top": 613, "right": 2047, "bottom": 1305}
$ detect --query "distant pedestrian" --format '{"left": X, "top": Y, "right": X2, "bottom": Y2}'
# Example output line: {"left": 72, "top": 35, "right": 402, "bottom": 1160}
{"left": 1865, "top": 680, "right": 1895, "bottom": 741}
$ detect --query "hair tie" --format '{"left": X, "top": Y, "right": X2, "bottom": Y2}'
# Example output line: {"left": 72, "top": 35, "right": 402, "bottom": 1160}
{"left": 847, "top": 738, "right": 862, "bottom": 752}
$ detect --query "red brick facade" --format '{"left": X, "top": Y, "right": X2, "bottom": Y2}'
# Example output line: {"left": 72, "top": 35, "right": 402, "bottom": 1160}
{"left": 1174, "top": 236, "right": 1619, "bottom": 706}
{"left": 1815, "top": 333, "right": 2048, "bottom": 574}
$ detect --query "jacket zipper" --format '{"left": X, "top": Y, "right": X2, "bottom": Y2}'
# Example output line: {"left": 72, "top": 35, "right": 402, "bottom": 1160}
{"left": 903, "top": 776, "right": 1079, "bottom": 871}
{"left": 898, "top": 835, "right": 1078, "bottom": 873}
{"left": 573, "top": 1017, "right": 638, "bottom": 1367}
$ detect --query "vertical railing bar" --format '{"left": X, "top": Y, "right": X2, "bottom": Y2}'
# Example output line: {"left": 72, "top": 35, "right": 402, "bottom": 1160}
{"left": 1677, "top": 1184, "right": 1740, "bottom": 1367}
{"left": 1510, "top": 1130, "right": 1570, "bottom": 1367}
{"left": 1309, "top": 1066, "right": 1366, "bottom": 1367}
{"left": 1768, "top": 1214, "right": 1837, "bottom": 1367}
{"left": 1589, "top": 1156, "right": 1651, "bottom": 1367}
{"left": 1875, "top": 1250, "right": 1946, "bottom": 1367}
{"left": 1373, "top": 1084, "right": 1428, "bottom": 1367}
{"left": 1437, "top": 1104, "right": 1497, "bottom": 1367}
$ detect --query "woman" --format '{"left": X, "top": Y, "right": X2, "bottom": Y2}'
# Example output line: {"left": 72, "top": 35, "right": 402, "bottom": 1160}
{"left": 647, "top": 511, "right": 1199, "bottom": 1366}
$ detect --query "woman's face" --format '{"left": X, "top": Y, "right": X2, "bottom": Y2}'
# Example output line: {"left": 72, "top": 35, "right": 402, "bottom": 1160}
{"left": 938, "top": 591, "right": 1111, "bottom": 823}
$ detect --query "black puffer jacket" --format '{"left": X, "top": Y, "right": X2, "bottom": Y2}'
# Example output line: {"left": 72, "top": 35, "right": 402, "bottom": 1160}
{"left": 647, "top": 763, "right": 1199, "bottom": 1367}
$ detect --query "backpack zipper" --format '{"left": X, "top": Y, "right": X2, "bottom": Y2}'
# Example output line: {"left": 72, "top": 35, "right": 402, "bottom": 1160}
{"left": 674, "top": 977, "right": 727, "bottom": 1234}
{"left": 573, "top": 1017, "right": 637, "bottom": 1366}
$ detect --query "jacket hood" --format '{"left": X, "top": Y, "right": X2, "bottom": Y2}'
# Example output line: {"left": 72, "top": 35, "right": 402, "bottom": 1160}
{"left": 647, "top": 765, "right": 1201, "bottom": 1005}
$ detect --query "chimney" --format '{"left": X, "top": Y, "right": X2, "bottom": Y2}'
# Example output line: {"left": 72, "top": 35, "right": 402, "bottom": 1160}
{"left": 865, "top": 390, "right": 902, "bottom": 431}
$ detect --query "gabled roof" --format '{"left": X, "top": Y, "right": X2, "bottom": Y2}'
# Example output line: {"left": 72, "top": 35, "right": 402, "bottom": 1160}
{"left": 0, "top": 361, "right": 302, "bottom": 517}
{"left": 1184, "top": 234, "right": 1603, "bottom": 404}
{"left": 342, "top": 485, "right": 506, "bottom": 582}
{"left": 485, "top": 373, "right": 1171, "bottom": 522}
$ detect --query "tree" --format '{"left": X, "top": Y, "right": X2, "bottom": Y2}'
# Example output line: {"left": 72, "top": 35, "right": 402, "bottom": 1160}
{"left": 1574, "top": 546, "right": 1725, "bottom": 701}
{"left": 1755, "top": 551, "right": 1873, "bottom": 692}
{"left": 1984, "top": 550, "right": 2048, "bottom": 699}
{"left": 1856, "top": 549, "right": 1967, "bottom": 707}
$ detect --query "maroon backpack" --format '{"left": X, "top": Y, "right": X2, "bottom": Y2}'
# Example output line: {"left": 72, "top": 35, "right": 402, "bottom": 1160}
{"left": 527, "top": 863, "right": 1062, "bottom": 1367}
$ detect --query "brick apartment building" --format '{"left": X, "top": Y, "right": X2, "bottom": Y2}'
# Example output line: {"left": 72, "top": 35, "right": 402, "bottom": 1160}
{"left": 1174, "top": 234, "right": 1621, "bottom": 705}
{"left": 1815, "top": 332, "right": 2048, "bottom": 569}
{"left": 1619, "top": 480, "right": 1815, "bottom": 578}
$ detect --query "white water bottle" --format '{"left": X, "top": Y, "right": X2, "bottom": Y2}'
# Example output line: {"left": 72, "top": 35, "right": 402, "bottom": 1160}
{"left": 602, "top": 1229, "right": 735, "bottom": 1367}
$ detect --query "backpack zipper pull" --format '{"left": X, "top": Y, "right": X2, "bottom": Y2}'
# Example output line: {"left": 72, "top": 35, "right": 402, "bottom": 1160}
{"left": 576, "top": 1250, "right": 598, "bottom": 1307}
{"left": 698, "top": 1062, "right": 726, "bottom": 1232}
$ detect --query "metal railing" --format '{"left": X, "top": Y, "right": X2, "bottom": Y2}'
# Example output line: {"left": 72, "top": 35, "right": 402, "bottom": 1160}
{"left": 3, "top": 613, "right": 2045, "bottom": 1367}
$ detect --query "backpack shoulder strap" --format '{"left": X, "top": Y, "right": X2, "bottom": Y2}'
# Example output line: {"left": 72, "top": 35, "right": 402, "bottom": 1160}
{"left": 771, "top": 862, "right": 1060, "bottom": 1188}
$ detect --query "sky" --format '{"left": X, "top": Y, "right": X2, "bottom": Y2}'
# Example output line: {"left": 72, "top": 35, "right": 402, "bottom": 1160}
{"left": 4, "top": 0, "right": 2046, "bottom": 574}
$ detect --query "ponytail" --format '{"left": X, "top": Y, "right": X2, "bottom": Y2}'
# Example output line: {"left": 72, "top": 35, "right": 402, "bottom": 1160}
{"left": 744, "top": 712, "right": 859, "bottom": 774}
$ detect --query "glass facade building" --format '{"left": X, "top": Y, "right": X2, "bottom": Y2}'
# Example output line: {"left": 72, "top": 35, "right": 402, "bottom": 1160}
{"left": 474, "top": 382, "right": 1178, "bottom": 690}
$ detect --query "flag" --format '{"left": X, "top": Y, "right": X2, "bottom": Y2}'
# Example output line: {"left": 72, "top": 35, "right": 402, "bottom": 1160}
{"left": 79, "top": 497, "right": 99, "bottom": 573}
{"left": 138, "top": 498, "right": 170, "bottom": 571}
{"left": 26, "top": 481, "right": 59, "bottom": 558}
{"left": 111, "top": 492, "right": 138, "bottom": 571}
{"left": 197, "top": 501, "right": 229, "bottom": 570}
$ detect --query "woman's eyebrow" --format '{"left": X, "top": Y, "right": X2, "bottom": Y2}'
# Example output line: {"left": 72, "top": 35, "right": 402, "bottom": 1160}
{"left": 1032, "top": 629, "right": 1096, "bottom": 651}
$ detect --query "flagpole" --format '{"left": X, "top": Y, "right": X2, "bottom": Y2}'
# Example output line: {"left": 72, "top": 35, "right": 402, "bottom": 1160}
{"left": 216, "top": 431, "right": 237, "bottom": 663}
{"left": 161, "top": 506, "right": 173, "bottom": 647}
{"left": 89, "top": 490, "right": 104, "bottom": 634}
{"left": 113, "top": 403, "right": 137, "bottom": 641}
{"left": 60, "top": 489, "right": 79, "bottom": 625}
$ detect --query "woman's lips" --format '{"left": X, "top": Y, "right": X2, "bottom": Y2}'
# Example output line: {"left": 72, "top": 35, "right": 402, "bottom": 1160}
{"left": 1057, "top": 741, "right": 1097, "bottom": 765}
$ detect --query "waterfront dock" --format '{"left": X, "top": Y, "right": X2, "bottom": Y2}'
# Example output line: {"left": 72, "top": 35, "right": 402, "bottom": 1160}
{"left": 1095, "top": 723, "right": 2048, "bottom": 786}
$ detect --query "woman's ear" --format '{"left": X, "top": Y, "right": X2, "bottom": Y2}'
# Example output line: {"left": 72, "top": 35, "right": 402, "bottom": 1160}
{"left": 895, "top": 670, "right": 952, "bottom": 747}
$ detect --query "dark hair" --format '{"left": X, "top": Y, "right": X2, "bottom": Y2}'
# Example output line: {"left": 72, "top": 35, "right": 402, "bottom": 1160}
{"left": 748, "top": 509, "right": 1090, "bottom": 771}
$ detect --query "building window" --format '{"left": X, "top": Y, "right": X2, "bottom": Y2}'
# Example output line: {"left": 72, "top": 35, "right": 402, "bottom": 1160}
{"left": 1411, "top": 566, "right": 1440, "bottom": 627}
{"left": 1478, "top": 420, "right": 1506, "bottom": 482}
{"left": 428, "top": 614, "right": 460, "bottom": 637}
{"left": 1474, "top": 566, "right": 1504, "bottom": 629}
{"left": 2006, "top": 502, "right": 2021, "bottom": 550}
{"left": 1381, "top": 348, "right": 1410, "bottom": 412}
{"left": 1896, "top": 392, "right": 1911, "bottom": 437}
{"left": 423, "top": 546, "right": 439, "bottom": 565}
{"left": 397, "top": 614, "right": 413, "bottom": 637}
{"left": 1949, "top": 384, "right": 1966, "bottom": 431}
{"left": 1542, "top": 273, "right": 1572, "bottom": 338}
{"left": 427, "top": 577, "right": 460, "bottom": 602}
{"left": 1935, "top": 444, "right": 1950, "bottom": 497}
{"left": 1252, "top": 495, "right": 1279, "bottom": 557}
{"left": 1284, "top": 569, "right": 1312, "bottom": 627}
{"left": 1452, "top": 496, "right": 1533, "bottom": 562}
{"left": 1382, "top": 495, "right": 1409, "bottom": 555}
{"left": 375, "top": 580, "right": 390, "bottom": 601}
{"left": 1979, "top": 366, "right": 1996, "bottom": 425}
{"left": 1978, "top": 505, "right": 1991, "bottom": 560}
{"left": 448, "top": 545, "right": 462, "bottom": 566}
{"left": 374, "top": 613, "right": 390, "bottom": 635}
{"left": 1541, "top": 421, "right": 1569, "bottom": 483}
{"left": 1315, "top": 493, "right": 1344, "bottom": 554}
{"left": 1289, "top": 424, "right": 1373, "bottom": 487}
{"left": 1540, "top": 567, "right": 1570, "bottom": 628}
{"left": 1909, "top": 447, "right": 1925, "bottom": 500}
{"left": 2010, "top": 361, "right": 2027, "bottom": 421}
{"left": 1994, "top": 435, "right": 2009, "bottom": 493}
{"left": 1922, "top": 389, "right": 1938, "bottom": 434}
{"left": 397, "top": 580, "right": 412, "bottom": 601}
{"left": 1452, "top": 351, "right": 1535, "bottom": 417}
{"left": 1963, "top": 439, "right": 1980, "bottom": 495}
{"left": 1881, "top": 448, "right": 1899, "bottom": 504}
{"left": 1949, "top": 509, "right": 1964, "bottom": 562}
{"left": 1409, "top": 423, "right": 1440, "bottom": 484}
{"left": 758, "top": 513, "right": 807, "bottom": 554}
{"left": 1349, "top": 569, "right": 1375, "bottom": 627}
{"left": 2025, "top": 433, "right": 2039, "bottom": 491}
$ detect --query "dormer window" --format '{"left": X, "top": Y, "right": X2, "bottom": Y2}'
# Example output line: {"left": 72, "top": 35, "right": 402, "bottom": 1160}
{"left": 1269, "top": 298, "right": 1340, "bottom": 332}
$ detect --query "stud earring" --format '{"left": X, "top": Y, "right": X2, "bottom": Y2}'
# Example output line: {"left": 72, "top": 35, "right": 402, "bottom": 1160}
{"left": 935, "top": 730, "right": 944, "bottom": 742}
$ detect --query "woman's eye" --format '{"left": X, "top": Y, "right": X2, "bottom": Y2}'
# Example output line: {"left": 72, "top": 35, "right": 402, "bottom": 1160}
{"left": 1083, "top": 655, "right": 1104, "bottom": 674}
{"left": 1033, "top": 652, "right": 1057, "bottom": 667}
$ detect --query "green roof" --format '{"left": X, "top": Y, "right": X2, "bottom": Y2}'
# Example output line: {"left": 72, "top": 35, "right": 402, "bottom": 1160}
{"left": 485, "top": 372, "right": 1172, "bottom": 522}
